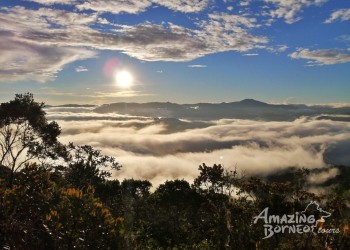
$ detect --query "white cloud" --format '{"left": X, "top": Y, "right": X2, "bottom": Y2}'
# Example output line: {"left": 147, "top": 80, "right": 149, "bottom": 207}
{"left": 77, "top": 0, "right": 152, "bottom": 15}
{"left": 88, "top": 91, "right": 152, "bottom": 98}
{"left": 207, "top": 13, "right": 258, "bottom": 29}
{"left": 109, "top": 20, "right": 267, "bottom": 61}
{"left": 264, "top": 0, "right": 328, "bottom": 24}
{"left": 0, "top": 6, "right": 268, "bottom": 81}
{"left": 152, "top": 0, "right": 210, "bottom": 13}
{"left": 289, "top": 48, "right": 350, "bottom": 65}
{"left": 75, "top": 66, "right": 88, "bottom": 72}
{"left": 41, "top": 89, "right": 151, "bottom": 99}
{"left": 44, "top": 107, "right": 350, "bottom": 185}
{"left": 0, "top": 6, "right": 100, "bottom": 81}
{"left": 240, "top": 1, "right": 250, "bottom": 7}
{"left": 324, "top": 9, "right": 350, "bottom": 23}
{"left": 26, "top": 0, "right": 76, "bottom": 5}
{"left": 76, "top": 0, "right": 209, "bottom": 14}
{"left": 188, "top": 64, "right": 207, "bottom": 68}
{"left": 308, "top": 168, "right": 339, "bottom": 184}
{"left": 243, "top": 53, "right": 259, "bottom": 56}
{"left": 267, "top": 44, "right": 289, "bottom": 53}
{"left": 0, "top": 31, "right": 96, "bottom": 82}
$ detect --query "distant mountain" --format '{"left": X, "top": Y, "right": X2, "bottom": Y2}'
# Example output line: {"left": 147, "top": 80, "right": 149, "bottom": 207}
{"left": 234, "top": 99, "right": 271, "bottom": 107}
{"left": 47, "top": 104, "right": 96, "bottom": 108}
{"left": 93, "top": 99, "right": 350, "bottom": 121}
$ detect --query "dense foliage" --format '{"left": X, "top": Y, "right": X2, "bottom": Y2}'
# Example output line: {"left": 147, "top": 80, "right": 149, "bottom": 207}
{"left": 1, "top": 94, "right": 349, "bottom": 249}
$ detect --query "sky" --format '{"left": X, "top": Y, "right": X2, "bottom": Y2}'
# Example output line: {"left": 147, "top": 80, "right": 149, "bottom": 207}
{"left": 0, "top": 0, "right": 349, "bottom": 105}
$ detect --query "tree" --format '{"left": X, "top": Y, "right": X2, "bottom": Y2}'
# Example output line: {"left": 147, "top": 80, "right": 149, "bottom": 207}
{"left": 44, "top": 186, "right": 124, "bottom": 249}
{"left": 0, "top": 163, "right": 57, "bottom": 249}
{"left": 0, "top": 93, "right": 62, "bottom": 186}
{"left": 149, "top": 180, "right": 203, "bottom": 248}
{"left": 63, "top": 144, "right": 121, "bottom": 189}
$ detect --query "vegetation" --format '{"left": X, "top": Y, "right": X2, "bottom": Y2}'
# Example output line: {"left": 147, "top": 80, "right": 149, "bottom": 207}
{"left": 1, "top": 94, "right": 349, "bottom": 249}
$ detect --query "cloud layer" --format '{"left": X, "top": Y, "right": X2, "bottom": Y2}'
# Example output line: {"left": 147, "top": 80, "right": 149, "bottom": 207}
{"left": 0, "top": 5, "right": 268, "bottom": 82}
{"left": 45, "top": 107, "right": 350, "bottom": 187}
{"left": 1, "top": 0, "right": 349, "bottom": 83}
{"left": 0, "top": 0, "right": 349, "bottom": 84}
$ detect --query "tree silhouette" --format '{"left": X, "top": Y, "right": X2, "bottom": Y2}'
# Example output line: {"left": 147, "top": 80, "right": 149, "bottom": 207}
{"left": 0, "top": 93, "right": 62, "bottom": 187}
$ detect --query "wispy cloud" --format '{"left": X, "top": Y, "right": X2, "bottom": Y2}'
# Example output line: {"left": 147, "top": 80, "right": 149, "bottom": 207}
{"left": 0, "top": 31, "right": 96, "bottom": 82}
{"left": 26, "top": 0, "right": 76, "bottom": 5}
{"left": 264, "top": 0, "right": 328, "bottom": 24}
{"left": 77, "top": 0, "right": 152, "bottom": 15}
{"left": 88, "top": 91, "right": 153, "bottom": 98}
{"left": 75, "top": 66, "right": 88, "bottom": 72}
{"left": 289, "top": 48, "right": 350, "bottom": 66}
{"left": 33, "top": 88, "right": 153, "bottom": 102}
{"left": 0, "top": 6, "right": 268, "bottom": 82}
{"left": 324, "top": 8, "right": 350, "bottom": 23}
{"left": 240, "top": 1, "right": 250, "bottom": 7}
{"left": 152, "top": 0, "right": 210, "bottom": 13}
{"left": 337, "top": 35, "right": 350, "bottom": 44}
{"left": 308, "top": 168, "right": 339, "bottom": 184}
{"left": 267, "top": 45, "right": 289, "bottom": 53}
{"left": 76, "top": 0, "right": 210, "bottom": 14}
{"left": 243, "top": 53, "right": 259, "bottom": 56}
{"left": 188, "top": 64, "right": 207, "bottom": 68}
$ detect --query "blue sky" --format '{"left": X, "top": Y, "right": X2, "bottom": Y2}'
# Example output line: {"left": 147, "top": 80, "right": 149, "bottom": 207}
{"left": 0, "top": 0, "right": 349, "bottom": 105}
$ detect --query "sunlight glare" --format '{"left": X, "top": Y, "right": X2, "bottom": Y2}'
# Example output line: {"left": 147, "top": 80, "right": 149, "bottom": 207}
{"left": 116, "top": 70, "right": 133, "bottom": 89}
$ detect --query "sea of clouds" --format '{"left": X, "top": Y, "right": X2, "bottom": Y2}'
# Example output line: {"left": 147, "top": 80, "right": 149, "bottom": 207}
{"left": 45, "top": 106, "right": 350, "bottom": 188}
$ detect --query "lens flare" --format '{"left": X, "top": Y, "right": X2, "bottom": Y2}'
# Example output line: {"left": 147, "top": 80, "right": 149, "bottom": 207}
{"left": 116, "top": 70, "right": 133, "bottom": 89}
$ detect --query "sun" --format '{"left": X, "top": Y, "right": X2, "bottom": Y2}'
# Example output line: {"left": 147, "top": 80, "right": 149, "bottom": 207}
{"left": 115, "top": 70, "right": 133, "bottom": 89}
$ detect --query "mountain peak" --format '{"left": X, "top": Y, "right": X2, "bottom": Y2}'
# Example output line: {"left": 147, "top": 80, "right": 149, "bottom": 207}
{"left": 237, "top": 99, "right": 269, "bottom": 106}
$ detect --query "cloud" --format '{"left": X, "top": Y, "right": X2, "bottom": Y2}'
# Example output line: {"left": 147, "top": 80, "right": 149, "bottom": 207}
{"left": 75, "top": 66, "right": 88, "bottom": 72}
{"left": 188, "top": 64, "right": 207, "bottom": 68}
{"left": 103, "top": 23, "right": 211, "bottom": 61}
{"left": 26, "top": 0, "right": 77, "bottom": 5}
{"left": 87, "top": 91, "right": 153, "bottom": 98}
{"left": 324, "top": 9, "right": 350, "bottom": 23}
{"left": 307, "top": 168, "right": 339, "bottom": 184}
{"left": 0, "top": 6, "right": 268, "bottom": 81}
{"left": 337, "top": 35, "right": 350, "bottom": 44}
{"left": 77, "top": 0, "right": 152, "bottom": 15}
{"left": 108, "top": 21, "right": 267, "bottom": 61}
{"left": 46, "top": 107, "right": 350, "bottom": 185}
{"left": 152, "top": 0, "right": 210, "bottom": 13}
{"left": 0, "top": 31, "right": 96, "bottom": 82}
{"left": 76, "top": 0, "right": 210, "bottom": 14}
{"left": 0, "top": 6, "right": 99, "bottom": 81}
{"left": 243, "top": 53, "right": 259, "bottom": 56}
{"left": 43, "top": 90, "right": 151, "bottom": 99}
{"left": 289, "top": 48, "right": 350, "bottom": 65}
{"left": 264, "top": 0, "right": 328, "bottom": 24}
{"left": 240, "top": 1, "right": 250, "bottom": 7}
{"left": 267, "top": 45, "right": 289, "bottom": 53}
{"left": 207, "top": 13, "right": 258, "bottom": 29}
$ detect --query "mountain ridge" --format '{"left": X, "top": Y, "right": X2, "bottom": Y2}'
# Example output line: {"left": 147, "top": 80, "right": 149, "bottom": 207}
{"left": 93, "top": 99, "right": 350, "bottom": 121}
